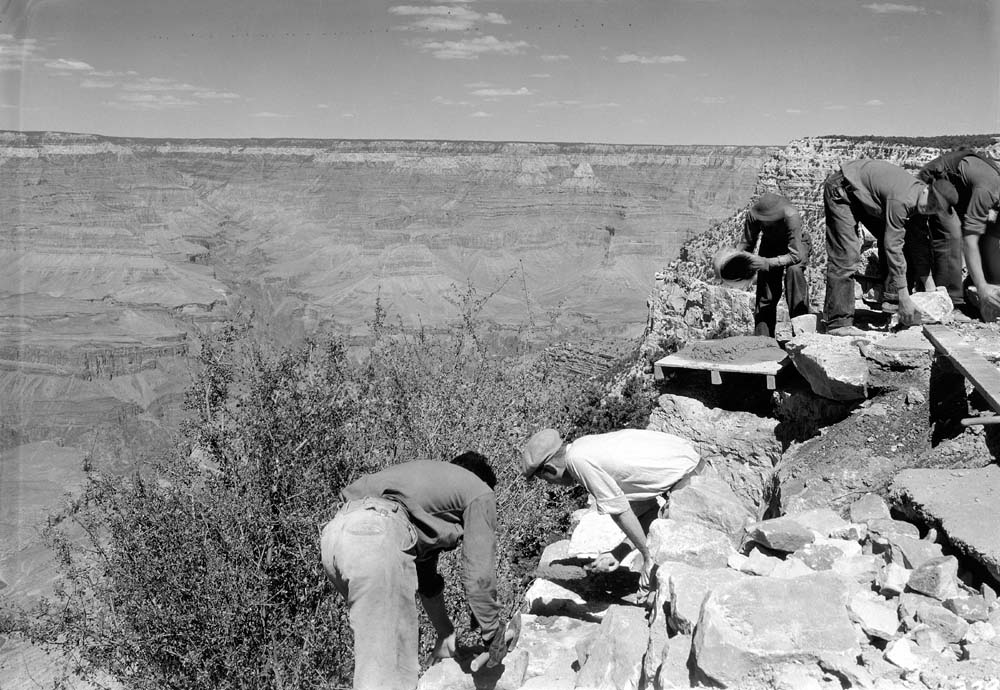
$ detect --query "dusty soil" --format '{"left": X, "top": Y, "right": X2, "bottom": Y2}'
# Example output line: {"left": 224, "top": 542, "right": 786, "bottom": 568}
{"left": 682, "top": 335, "right": 786, "bottom": 365}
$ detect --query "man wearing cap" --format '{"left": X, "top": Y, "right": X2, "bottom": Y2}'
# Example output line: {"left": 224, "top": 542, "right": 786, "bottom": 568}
{"left": 320, "top": 452, "right": 504, "bottom": 690}
{"left": 823, "top": 159, "right": 938, "bottom": 336}
{"left": 735, "top": 192, "right": 811, "bottom": 337}
{"left": 521, "top": 428, "right": 700, "bottom": 591}
{"left": 918, "top": 148, "right": 1000, "bottom": 321}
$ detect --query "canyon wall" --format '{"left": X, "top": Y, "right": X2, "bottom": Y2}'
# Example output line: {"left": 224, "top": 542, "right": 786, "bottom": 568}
{"left": 0, "top": 132, "right": 771, "bottom": 604}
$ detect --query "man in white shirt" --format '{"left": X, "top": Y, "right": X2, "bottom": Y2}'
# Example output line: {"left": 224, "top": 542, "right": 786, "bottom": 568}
{"left": 521, "top": 428, "right": 700, "bottom": 590}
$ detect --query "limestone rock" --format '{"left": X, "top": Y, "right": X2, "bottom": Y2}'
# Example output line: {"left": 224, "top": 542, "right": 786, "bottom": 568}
{"left": 770, "top": 557, "right": 815, "bottom": 579}
{"left": 910, "top": 289, "right": 953, "bottom": 324}
{"left": 739, "top": 546, "right": 781, "bottom": 577}
{"left": 878, "top": 561, "right": 912, "bottom": 597}
{"left": 849, "top": 493, "right": 891, "bottom": 523}
{"left": 568, "top": 510, "right": 626, "bottom": 559}
{"left": 574, "top": 605, "right": 647, "bottom": 690}
{"left": 848, "top": 591, "right": 900, "bottom": 641}
{"left": 667, "top": 565, "right": 745, "bottom": 634}
{"left": 885, "top": 638, "right": 925, "bottom": 671}
{"left": 692, "top": 573, "right": 861, "bottom": 686}
{"left": 656, "top": 633, "right": 694, "bottom": 690}
{"left": 784, "top": 507, "right": 850, "bottom": 538}
{"left": 743, "top": 516, "right": 816, "bottom": 553}
{"left": 648, "top": 518, "right": 735, "bottom": 569}
{"left": 914, "top": 600, "right": 969, "bottom": 643}
{"left": 535, "top": 539, "right": 588, "bottom": 583}
{"left": 778, "top": 444, "right": 898, "bottom": 516}
{"left": 524, "top": 579, "right": 604, "bottom": 622}
{"left": 649, "top": 393, "right": 780, "bottom": 511}
{"left": 964, "top": 620, "right": 998, "bottom": 644}
{"left": 891, "top": 466, "right": 1000, "bottom": 587}
{"left": 944, "top": 595, "right": 990, "bottom": 623}
{"left": 866, "top": 517, "right": 921, "bottom": 544}
{"left": 883, "top": 535, "right": 944, "bottom": 570}
{"left": 791, "top": 313, "right": 818, "bottom": 336}
{"left": 830, "top": 554, "right": 883, "bottom": 586}
{"left": 908, "top": 556, "right": 961, "bottom": 601}
{"left": 786, "top": 332, "right": 869, "bottom": 401}
{"left": 858, "top": 327, "right": 935, "bottom": 370}
{"left": 911, "top": 624, "right": 949, "bottom": 653}
{"left": 513, "top": 614, "right": 600, "bottom": 689}
{"left": 665, "top": 474, "right": 756, "bottom": 543}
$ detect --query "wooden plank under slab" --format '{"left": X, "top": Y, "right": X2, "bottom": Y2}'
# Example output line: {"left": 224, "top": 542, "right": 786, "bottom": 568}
{"left": 653, "top": 352, "right": 789, "bottom": 390}
{"left": 923, "top": 324, "right": 1000, "bottom": 414}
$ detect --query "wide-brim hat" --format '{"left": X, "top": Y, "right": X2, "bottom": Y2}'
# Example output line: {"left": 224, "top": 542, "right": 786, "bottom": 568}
{"left": 749, "top": 192, "right": 790, "bottom": 222}
{"left": 521, "top": 428, "right": 562, "bottom": 478}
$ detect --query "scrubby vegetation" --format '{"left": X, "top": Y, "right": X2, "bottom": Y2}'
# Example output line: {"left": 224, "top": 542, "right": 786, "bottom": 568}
{"left": 1, "top": 289, "right": 653, "bottom": 690}
{"left": 821, "top": 133, "right": 999, "bottom": 148}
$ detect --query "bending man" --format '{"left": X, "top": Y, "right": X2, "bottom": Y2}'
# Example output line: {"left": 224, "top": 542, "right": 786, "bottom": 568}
{"left": 521, "top": 428, "right": 700, "bottom": 591}
{"left": 918, "top": 148, "right": 1000, "bottom": 321}
{"left": 320, "top": 452, "right": 502, "bottom": 690}
{"left": 736, "top": 192, "right": 811, "bottom": 337}
{"left": 823, "top": 159, "right": 938, "bottom": 335}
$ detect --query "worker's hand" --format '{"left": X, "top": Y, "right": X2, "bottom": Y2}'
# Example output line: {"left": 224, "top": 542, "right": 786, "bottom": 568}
{"left": 638, "top": 552, "right": 656, "bottom": 592}
{"left": 585, "top": 552, "right": 620, "bottom": 573}
{"left": 431, "top": 631, "right": 456, "bottom": 661}
{"left": 748, "top": 255, "right": 770, "bottom": 272}
{"left": 981, "top": 284, "right": 1000, "bottom": 313}
{"left": 897, "top": 293, "right": 920, "bottom": 327}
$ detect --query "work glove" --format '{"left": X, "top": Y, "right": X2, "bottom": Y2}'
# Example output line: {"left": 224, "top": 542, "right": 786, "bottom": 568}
{"left": 748, "top": 255, "right": 770, "bottom": 272}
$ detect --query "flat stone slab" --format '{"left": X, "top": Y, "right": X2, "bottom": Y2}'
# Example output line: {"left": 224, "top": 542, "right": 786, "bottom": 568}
{"left": 890, "top": 466, "right": 1000, "bottom": 586}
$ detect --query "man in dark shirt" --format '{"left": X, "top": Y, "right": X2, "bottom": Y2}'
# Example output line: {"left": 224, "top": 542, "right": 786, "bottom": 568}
{"left": 735, "top": 192, "right": 811, "bottom": 337}
{"left": 823, "top": 159, "right": 938, "bottom": 335}
{"left": 918, "top": 148, "right": 1000, "bottom": 321}
{"left": 320, "top": 453, "right": 502, "bottom": 690}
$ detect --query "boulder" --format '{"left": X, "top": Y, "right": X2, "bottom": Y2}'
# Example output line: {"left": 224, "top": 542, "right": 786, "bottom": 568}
{"left": 848, "top": 493, "right": 891, "bottom": 523}
{"left": 908, "top": 556, "right": 961, "bottom": 601}
{"left": 785, "top": 332, "right": 869, "bottom": 401}
{"left": 511, "top": 614, "right": 601, "bottom": 689}
{"left": 830, "top": 555, "right": 882, "bottom": 586}
{"left": 535, "top": 539, "right": 588, "bottom": 583}
{"left": 964, "top": 621, "right": 998, "bottom": 644}
{"left": 847, "top": 591, "right": 900, "bottom": 641}
{"left": 667, "top": 565, "right": 745, "bottom": 634}
{"left": 794, "top": 538, "right": 862, "bottom": 571}
{"left": 877, "top": 561, "right": 911, "bottom": 597}
{"left": 778, "top": 444, "right": 898, "bottom": 516}
{"left": 858, "top": 327, "right": 936, "bottom": 370}
{"left": 769, "top": 557, "right": 815, "bottom": 579}
{"left": 910, "top": 288, "right": 953, "bottom": 324}
{"left": 649, "top": 394, "right": 780, "bottom": 510}
{"left": 738, "top": 547, "right": 781, "bottom": 577}
{"left": 656, "top": 633, "right": 694, "bottom": 690}
{"left": 891, "top": 466, "right": 1000, "bottom": 587}
{"left": 742, "top": 516, "right": 816, "bottom": 553}
{"left": 944, "top": 596, "right": 991, "bottom": 623}
{"left": 911, "top": 624, "right": 949, "bottom": 653}
{"left": 664, "top": 474, "right": 756, "bottom": 543}
{"left": 884, "top": 638, "right": 924, "bottom": 671}
{"left": 648, "top": 519, "right": 735, "bottom": 569}
{"left": 568, "top": 511, "right": 626, "bottom": 558}
{"left": 574, "top": 605, "right": 648, "bottom": 690}
{"left": 692, "top": 573, "right": 861, "bottom": 686}
{"left": 784, "top": 507, "right": 850, "bottom": 538}
{"left": 791, "top": 313, "right": 817, "bottom": 336}
{"left": 914, "top": 600, "right": 969, "bottom": 643}
{"left": 866, "top": 517, "right": 921, "bottom": 543}
{"left": 524, "top": 579, "right": 605, "bottom": 622}
{"left": 882, "top": 534, "right": 944, "bottom": 570}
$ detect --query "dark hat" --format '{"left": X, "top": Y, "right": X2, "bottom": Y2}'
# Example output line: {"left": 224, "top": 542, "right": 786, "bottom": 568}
{"left": 749, "top": 193, "right": 792, "bottom": 223}
{"left": 521, "top": 428, "right": 562, "bottom": 478}
{"left": 928, "top": 178, "right": 959, "bottom": 214}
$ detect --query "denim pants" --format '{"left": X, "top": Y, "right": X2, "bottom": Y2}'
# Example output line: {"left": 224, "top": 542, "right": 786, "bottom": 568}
{"left": 823, "top": 171, "right": 867, "bottom": 330}
{"left": 320, "top": 497, "right": 419, "bottom": 690}
{"left": 926, "top": 211, "right": 965, "bottom": 305}
{"left": 753, "top": 262, "right": 809, "bottom": 337}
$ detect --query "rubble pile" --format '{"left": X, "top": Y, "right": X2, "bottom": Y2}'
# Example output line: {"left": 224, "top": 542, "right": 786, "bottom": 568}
{"left": 420, "top": 486, "right": 1000, "bottom": 690}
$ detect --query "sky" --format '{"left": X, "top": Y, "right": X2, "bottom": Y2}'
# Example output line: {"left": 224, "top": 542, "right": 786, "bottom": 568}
{"left": 0, "top": 0, "right": 997, "bottom": 145}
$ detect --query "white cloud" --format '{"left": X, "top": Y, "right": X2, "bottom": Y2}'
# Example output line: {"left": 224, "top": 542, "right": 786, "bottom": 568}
{"left": 529, "top": 73, "right": 551, "bottom": 79}
{"left": 582, "top": 102, "right": 621, "bottom": 109}
{"left": 194, "top": 90, "right": 241, "bottom": 100}
{"left": 81, "top": 79, "right": 116, "bottom": 88}
{"left": 865, "top": 99, "right": 884, "bottom": 106}
{"left": 863, "top": 3, "right": 925, "bottom": 13}
{"left": 390, "top": 5, "right": 509, "bottom": 31}
{"left": 433, "top": 95, "right": 474, "bottom": 106}
{"left": 123, "top": 77, "right": 200, "bottom": 92}
{"left": 342, "top": 112, "right": 355, "bottom": 118}
{"left": 541, "top": 54, "right": 570, "bottom": 62}
{"left": 471, "top": 111, "right": 492, "bottom": 118}
{"left": 696, "top": 96, "right": 727, "bottom": 104}
{"left": 616, "top": 53, "right": 687, "bottom": 65}
{"left": 317, "top": 103, "right": 330, "bottom": 109}
{"left": 824, "top": 104, "right": 848, "bottom": 110}
{"left": 785, "top": 108, "right": 803, "bottom": 114}
{"left": 251, "top": 111, "right": 291, "bottom": 118}
{"left": 535, "top": 100, "right": 583, "bottom": 108}
{"left": 0, "top": 35, "right": 40, "bottom": 68}
{"left": 106, "top": 93, "right": 198, "bottom": 111}
{"left": 470, "top": 87, "right": 533, "bottom": 97}
{"left": 45, "top": 58, "right": 94, "bottom": 72}
{"left": 418, "top": 35, "right": 529, "bottom": 60}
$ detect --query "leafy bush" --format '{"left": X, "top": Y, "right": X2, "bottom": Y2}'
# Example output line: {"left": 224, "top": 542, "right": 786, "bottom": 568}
{"left": 821, "top": 134, "right": 1000, "bottom": 149}
{"left": 6, "top": 289, "right": 591, "bottom": 690}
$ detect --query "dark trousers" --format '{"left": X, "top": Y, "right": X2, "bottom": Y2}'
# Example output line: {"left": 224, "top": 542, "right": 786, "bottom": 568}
{"left": 926, "top": 212, "right": 965, "bottom": 305}
{"left": 754, "top": 262, "right": 809, "bottom": 337}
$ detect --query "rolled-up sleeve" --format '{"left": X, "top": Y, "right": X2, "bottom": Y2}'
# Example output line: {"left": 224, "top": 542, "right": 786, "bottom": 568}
{"left": 461, "top": 494, "right": 499, "bottom": 637}
{"left": 964, "top": 187, "right": 998, "bottom": 237}
{"left": 566, "top": 455, "right": 629, "bottom": 515}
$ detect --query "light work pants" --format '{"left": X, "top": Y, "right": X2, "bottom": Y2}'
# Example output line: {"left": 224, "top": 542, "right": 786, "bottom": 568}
{"left": 320, "top": 497, "right": 419, "bottom": 690}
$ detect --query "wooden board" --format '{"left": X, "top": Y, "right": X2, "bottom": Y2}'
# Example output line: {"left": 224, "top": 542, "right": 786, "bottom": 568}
{"left": 653, "top": 351, "right": 790, "bottom": 390}
{"left": 923, "top": 324, "right": 1000, "bottom": 414}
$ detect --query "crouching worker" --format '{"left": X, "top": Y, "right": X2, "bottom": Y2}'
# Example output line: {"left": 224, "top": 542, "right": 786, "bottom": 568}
{"left": 320, "top": 452, "right": 504, "bottom": 690}
{"left": 521, "top": 428, "right": 700, "bottom": 594}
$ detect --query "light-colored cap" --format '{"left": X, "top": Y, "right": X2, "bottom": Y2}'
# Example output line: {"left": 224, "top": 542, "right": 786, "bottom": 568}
{"left": 521, "top": 428, "right": 562, "bottom": 478}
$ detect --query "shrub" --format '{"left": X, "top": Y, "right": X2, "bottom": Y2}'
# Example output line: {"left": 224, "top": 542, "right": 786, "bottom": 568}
{"left": 7, "top": 288, "right": 590, "bottom": 690}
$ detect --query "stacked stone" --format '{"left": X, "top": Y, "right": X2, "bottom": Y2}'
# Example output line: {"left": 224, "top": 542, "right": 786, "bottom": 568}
{"left": 419, "top": 487, "right": 1000, "bottom": 690}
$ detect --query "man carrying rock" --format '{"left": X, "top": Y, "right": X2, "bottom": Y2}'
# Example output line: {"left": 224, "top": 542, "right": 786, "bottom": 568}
{"left": 320, "top": 452, "right": 507, "bottom": 690}
{"left": 735, "top": 192, "right": 811, "bottom": 337}
{"left": 521, "top": 428, "right": 700, "bottom": 593}
{"left": 823, "top": 159, "right": 938, "bottom": 336}
{"left": 917, "top": 148, "right": 1000, "bottom": 322}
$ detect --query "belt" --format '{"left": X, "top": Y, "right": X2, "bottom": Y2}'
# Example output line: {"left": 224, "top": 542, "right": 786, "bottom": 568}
{"left": 341, "top": 495, "right": 404, "bottom": 517}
